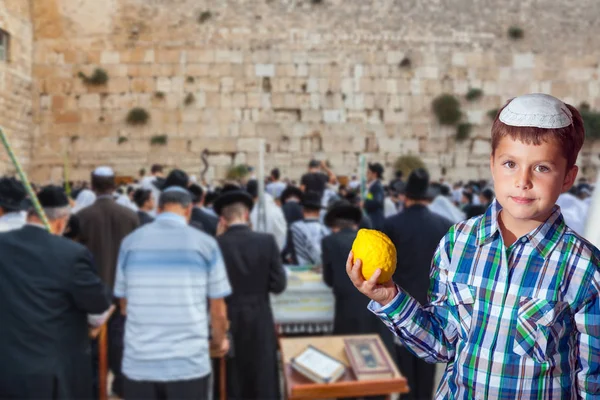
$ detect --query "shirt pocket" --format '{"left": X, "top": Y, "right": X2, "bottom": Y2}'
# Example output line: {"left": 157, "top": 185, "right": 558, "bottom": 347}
{"left": 447, "top": 282, "right": 476, "bottom": 337}
{"left": 513, "top": 297, "right": 568, "bottom": 363}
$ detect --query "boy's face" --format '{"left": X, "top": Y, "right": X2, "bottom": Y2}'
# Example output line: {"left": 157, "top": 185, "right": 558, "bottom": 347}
{"left": 490, "top": 136, "right": 578, "bottom": 227}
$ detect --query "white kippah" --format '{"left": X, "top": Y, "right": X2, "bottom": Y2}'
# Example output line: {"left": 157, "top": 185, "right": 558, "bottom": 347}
{"left": 93, "top": 166, "right": 114, "bottom": 177}
{"left": 499, "top": 93, "right": 573, "bottom": 129}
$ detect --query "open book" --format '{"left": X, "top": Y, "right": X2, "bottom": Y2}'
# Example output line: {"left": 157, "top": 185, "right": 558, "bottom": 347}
{"left": 291, "top": 345, "right": 346, "bottom": 384}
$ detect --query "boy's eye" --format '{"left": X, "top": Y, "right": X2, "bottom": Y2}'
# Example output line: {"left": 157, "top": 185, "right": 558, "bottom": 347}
{"left": 535, "top": 165, "right": 550, "bottom": 173}
{"left": 502, "top": 161, "right": 516, "bottom": 169}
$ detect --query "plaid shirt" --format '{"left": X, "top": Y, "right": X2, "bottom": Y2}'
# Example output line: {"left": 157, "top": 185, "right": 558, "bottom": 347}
{"left": 369, "top": 200, "right": 600, "bottom": 399}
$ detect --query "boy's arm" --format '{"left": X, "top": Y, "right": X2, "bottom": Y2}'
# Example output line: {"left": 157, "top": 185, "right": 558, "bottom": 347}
{"left": 574, "top": 289, "right": 600, "bottom": 397}
{"left": 348, "top": 233, "right": 458, "bottom": 364}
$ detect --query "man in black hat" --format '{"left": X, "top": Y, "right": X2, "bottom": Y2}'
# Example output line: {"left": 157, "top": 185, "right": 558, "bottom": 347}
{"left": 0, "top": 185, "right": 110, "bottom": 399}
{"left": 213, "top": 189, "right": 287, "bottom": 400}
{"left": 289, "top": 190, "right": 328, "bottom": 266}
{"left": 321, "top": 200, "right": 396, "bottom": 400}
{"left": 0, "top": 177, "right": 27, "bottom": 232}
{"left": 364, "top": 162, "right": 385, "bottom": 231}
{"left": 382, "top": 168, "right": 453, "bottom": 400}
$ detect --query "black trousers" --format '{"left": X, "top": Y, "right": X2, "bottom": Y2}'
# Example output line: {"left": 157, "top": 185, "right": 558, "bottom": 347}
{"left": 108, "top": 305, "right": 126, "bottom": 397}
{"left": 124, "top": 375, "right": 210, "bottom": 400}
{"left": 396, "top": 345, "right": 436, "bottom": 400}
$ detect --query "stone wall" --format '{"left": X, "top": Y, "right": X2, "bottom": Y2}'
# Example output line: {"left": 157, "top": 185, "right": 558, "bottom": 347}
{"left": 28, "top": 0, "right": 600, "bottom": 183}
{"left": 0, "top": 0, "right": 33, "bottom": 175}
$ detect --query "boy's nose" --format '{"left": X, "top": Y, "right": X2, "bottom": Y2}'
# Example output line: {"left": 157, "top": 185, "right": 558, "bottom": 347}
{"left": 515, "top": 170, "right": 532, "bottom": 189}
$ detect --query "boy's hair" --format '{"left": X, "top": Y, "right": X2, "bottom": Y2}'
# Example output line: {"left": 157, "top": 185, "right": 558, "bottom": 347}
{"left": 91, "top": 174, "right": 115, "bottom": 195}
{"left": 491, "top": 101, "right": 585, "bottom": 170}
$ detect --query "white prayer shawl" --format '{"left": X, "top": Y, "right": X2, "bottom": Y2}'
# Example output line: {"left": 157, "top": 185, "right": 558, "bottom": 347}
{"left": 290, "top": 219, "right": 328, "bottom": 266}
{"left": 429, "top": 196, "right": 466, "bottom": 223}
{"left": 250, "top": 193, "right": 288, "bottom": 251}
{"left": 584, "top": 178, "right": 600, "bottom": 247}
{"left": 72, "top": 189, "right": 96, "bottom": 214}
{"left": 556, "top": 193, "right": 587, "bottom": 235}
{"left": 116, "top": 194, "right": 138, "bottom": 212}
{"left": 384, "top": 197, "right": 398, "bottom": 218}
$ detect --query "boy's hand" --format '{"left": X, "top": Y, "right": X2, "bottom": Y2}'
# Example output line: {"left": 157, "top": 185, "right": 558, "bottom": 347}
{"left": 346, "top": 251, "right": 398, "bottom": 305}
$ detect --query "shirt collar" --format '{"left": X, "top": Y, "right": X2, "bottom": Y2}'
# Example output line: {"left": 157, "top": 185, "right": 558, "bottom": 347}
{"left": 476, "top": 199, "right": 566, "bottom": 259}
{"left": 155, "top": 212, "right": 187, "bottom": 225}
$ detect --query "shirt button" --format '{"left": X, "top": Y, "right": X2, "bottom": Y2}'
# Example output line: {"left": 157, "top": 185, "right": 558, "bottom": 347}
{"left": 521, "top": 237, "right": 527, "bottom": 243}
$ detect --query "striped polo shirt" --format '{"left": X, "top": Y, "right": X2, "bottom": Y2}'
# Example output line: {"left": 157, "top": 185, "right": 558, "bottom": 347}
{"left": 114, "top": 212, "right": 231, "bottom": 382}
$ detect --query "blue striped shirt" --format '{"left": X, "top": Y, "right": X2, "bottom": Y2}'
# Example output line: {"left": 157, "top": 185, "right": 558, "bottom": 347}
{"left": 114, "top": 212, "right": 231, "bottom": 382}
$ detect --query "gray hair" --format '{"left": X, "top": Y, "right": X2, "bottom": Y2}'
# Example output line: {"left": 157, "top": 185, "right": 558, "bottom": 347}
{"left": 28, "top": 206, "right": 71, "bottom": 221}
{"left": 159, "top": 190, "right": 192, "bottom": 208}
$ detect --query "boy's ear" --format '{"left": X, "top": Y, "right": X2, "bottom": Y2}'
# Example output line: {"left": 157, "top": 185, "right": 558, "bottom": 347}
{"left": 562, "top": 165, "right": 579, "bottom": 193}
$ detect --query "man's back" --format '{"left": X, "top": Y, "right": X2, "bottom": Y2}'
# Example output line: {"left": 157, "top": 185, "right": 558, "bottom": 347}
{"left": 114, "top": 214, "right": 231, "bottom": 382}
{"left": 384, "top": 205, "right": 453, "bottom": 305}
{"left": 217, "top": 225, "right": 286, "bottom": 299}
{"left": 191, "top": 206, "right": 218, "bottom": 236}
{"left": 300, "top": 172, "right": 329, "bottom": 199}
{"left": 78, "top": 197, "right": 139, "bottom": 288}
{"left": 0, "top": 226, "right": 109, "bottom": 398}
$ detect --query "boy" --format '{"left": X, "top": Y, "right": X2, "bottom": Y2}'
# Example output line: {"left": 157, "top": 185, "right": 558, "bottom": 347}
{"left": 347, "top": 94, "right": 600, "bottom": 399}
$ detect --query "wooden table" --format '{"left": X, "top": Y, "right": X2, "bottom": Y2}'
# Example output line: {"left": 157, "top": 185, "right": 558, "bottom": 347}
{"left": 279, "top": 334, "right": 409, "bottom": 400}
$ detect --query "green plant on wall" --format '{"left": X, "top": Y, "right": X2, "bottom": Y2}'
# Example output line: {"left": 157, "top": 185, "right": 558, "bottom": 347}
{"left": 432, "top": 94, "right": 462, "bottom": 125}
{"left": 487, "top": 108, "right": 500, "bottom": 120}
{"left": 150, "top": 135, "right": 168, "bottom": 146}
{"left": 184, "top": 93, "right": 195, "bottom": 106}
{"left": 154, "top": 91, "right": 165, "bottom": 99}
{"left": 118, "top": 136, "right": 128, "bottom": 144}
{"left": 126, "top": 108, "right": 150, "bottom": 125}
{"left": 78, "top": 68, "right": 109, "bottom": 85}
{"left": 198, "top": 11, "right": 212, "bottom": 23}
{"left": 508, "top": 26, "right": 524, "bottom": 40}
{"left": 581, "top": 108, "right": 600, "bottom": 140}
{"left": 393, "top": 155, "right": 426, "bottom": 178}
{"left": 465, "top": 88, "right": 483, "bottom": 101}
{"left": 226, "top": 164, "right": 249, "bottom": 180}
{"left": 456, "top": 123, "right": 473, "bottom": 142}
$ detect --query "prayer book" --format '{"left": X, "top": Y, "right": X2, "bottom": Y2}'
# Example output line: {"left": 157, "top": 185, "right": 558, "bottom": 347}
{"left": 290, "top": 345, "right": 346, "bottom": 384}
{"left": 344, "top": 337, "right": 394, "bottom": 380}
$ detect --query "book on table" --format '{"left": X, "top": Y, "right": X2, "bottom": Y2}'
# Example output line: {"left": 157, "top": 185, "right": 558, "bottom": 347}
{"left": 344, "top": 337, "right": 394, "bottom": 380}
{"left": 290, "top": 345, "right": 346, "bottom": 384}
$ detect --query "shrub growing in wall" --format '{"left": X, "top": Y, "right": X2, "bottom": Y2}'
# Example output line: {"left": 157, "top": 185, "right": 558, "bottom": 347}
{"left": 394, "top": 155, "right": 426, "bottom": 178}
{"left": 126, "top": 108, "right": 150, "bottom": 125}
{"left": 78, "top": 68, "right": 109, "bottom": 85}
{"left": 432, "top": 94, "right": 462, "bottom": 125}
{"left": 150, "top": 135, "right": 168, "bottom": 146}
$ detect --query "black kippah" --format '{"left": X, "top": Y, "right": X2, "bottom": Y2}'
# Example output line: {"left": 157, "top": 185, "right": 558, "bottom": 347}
{"left": 37, "top": 185, "right": 69, "bottom": 208}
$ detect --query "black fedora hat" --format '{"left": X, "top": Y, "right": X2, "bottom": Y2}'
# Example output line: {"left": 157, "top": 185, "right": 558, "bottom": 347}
{"left": 213, "top": 190, "right": 254, "bottom": 216}
{"left": 280, "top": 186, "right": 302, "bottom": 203}
{"left": 0, "top": 177, "right": 27, "bottom": 212}
{"left": 405, "top": 168, "right": 430, "bottom": 200}
{"left": 301, "top": 190, "right": 323, "bottom": 210}
{"left": 324, "top": 200, "right": 362, "bottom": 228}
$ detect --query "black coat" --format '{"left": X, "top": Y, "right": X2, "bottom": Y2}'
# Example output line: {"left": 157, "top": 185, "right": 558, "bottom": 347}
{"left": 216, "top": 225, "right": 287, "bottom": 400}
{"left": 383, "top": 205, "right": 453, "bottom": 306}
{"left": 364, "top": 180, "right": 385, "bottom": 231}
{"left": 322, "top": 228, "right": 395, "bottom": 356}
{"left": 0, "top": 225, "right": 110, "bottom": 399}
{"left": 191, "top": 206, "right": 218, "bottom": 237}
{"left": 136, "top": 210, "right": 154, "bottom": 226}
